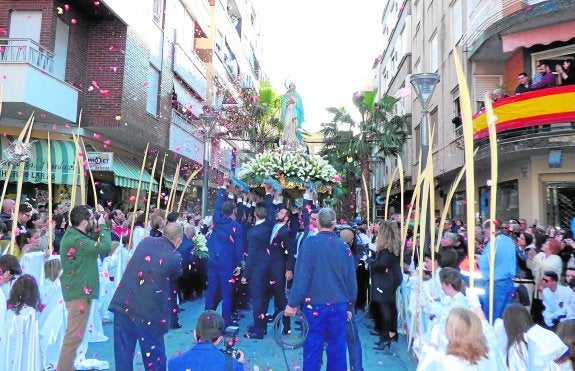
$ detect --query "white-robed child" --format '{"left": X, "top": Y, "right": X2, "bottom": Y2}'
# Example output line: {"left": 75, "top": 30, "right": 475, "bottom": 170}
{"left": 3, "top": 274, "right": 42, "bottom": 371}
{"left": 99, "top": 241, "right": 120, "bottom": 322}
{"left": 39, "top": 256, "right": 66, "bottom": 371}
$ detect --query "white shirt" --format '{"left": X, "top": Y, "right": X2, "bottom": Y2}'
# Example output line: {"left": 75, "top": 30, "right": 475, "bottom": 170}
{"left": 0, "top": 288, "right": 6, "bottom": 348}
{"left": 542, "top": 285, "right": 572, "bottom": 327}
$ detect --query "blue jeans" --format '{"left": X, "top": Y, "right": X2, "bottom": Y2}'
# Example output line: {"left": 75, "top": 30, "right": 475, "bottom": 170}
{"left": 480, "top": 278, "right": 515, "bottom": 320}
{"left": 114, "top": 311, "right": 166, "bottom": 371}
{"left": 205, "top": 265, "right": 233, "bottom": 325}
{"left": 347, "top": 312, "right": 364, "bottom": 371}
{"left": 303, "top": 303, "right": 348, "bottom": 371}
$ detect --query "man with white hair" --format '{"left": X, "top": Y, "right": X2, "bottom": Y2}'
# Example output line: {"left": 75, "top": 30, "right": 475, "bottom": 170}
{"left": 285, "top": 208, "right": 357, "bottom": 370}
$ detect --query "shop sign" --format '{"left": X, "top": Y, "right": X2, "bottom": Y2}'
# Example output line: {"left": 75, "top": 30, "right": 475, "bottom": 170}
{"left": 87, "top": 152, "right": 114, "bottom": 171}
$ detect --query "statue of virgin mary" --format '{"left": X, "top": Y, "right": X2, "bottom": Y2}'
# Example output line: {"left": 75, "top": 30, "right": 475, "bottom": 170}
{"left": 280, "top": 80, "right": 305, "bottom": 151}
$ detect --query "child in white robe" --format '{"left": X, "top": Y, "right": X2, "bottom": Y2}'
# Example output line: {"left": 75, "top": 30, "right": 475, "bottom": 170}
{"left": 3, "top": 274, "right": 42, "bottom": 371}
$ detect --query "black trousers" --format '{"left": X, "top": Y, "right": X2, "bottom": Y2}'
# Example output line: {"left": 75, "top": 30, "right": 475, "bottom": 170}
{"left": 372, "top": 297, "right": 397, "bottom": 340}
{"left": 266, "top": 266, "right": 290, "bottom": 331}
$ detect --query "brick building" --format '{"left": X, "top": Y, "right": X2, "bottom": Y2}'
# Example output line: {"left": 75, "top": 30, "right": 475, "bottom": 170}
{"left": 0, "top": 0, "right": 265, "bottom": 213}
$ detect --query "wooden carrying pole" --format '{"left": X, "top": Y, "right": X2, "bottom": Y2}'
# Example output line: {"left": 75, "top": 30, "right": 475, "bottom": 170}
{"left": 166, "top": 158, "right": 181, "bottom": 212}
{"left": 80, "top": 139, "right": 98, "bottom": 210}
{"left": 454, "top": 48, "right": 477, "bottom": 288}
{"left": 485, "top": 93, "right": 499, "bottom": 325}
{"left": 144, "top": 156, "right": 158, "bottom": 230}
{"left": 9, "top": 114, "right": 35, "bottom": 255}
{"left": 128, "top": 143, "right": 149, "bottom": 249}
{"left": 177, "top": 166, "right": 203, "bottom": 213}
{"left": 47, "top": 133, "right": 54, "bottom": 255}
{"left": 156, "top": 154, "right": 167, "bottom": 210}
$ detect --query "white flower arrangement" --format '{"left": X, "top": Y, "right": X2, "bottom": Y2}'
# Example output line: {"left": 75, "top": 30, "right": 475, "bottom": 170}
{"left": 192, "top": 233, "right": 209, "bottom": 259}
{"left": 238, "top": 150, "right": 340, "bottom": 187}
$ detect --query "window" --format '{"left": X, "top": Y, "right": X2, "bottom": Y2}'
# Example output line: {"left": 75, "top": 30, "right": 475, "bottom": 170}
{"left": 430, "top": 32, "right": 438, "bottom": 72}
{"left": 414, "top": 125, "right": 421, "bottom": 162}
{"left": 479, "top": 180, "right": 519, "bottom": 222}
{"left": 147, "top": 65, "right": 161, "bottom": 116}
{"left": 451, "top": 0, "right": 463, "bottom": 45}
{"left": 153, "top": 0, "right": 164, "bottom": 25}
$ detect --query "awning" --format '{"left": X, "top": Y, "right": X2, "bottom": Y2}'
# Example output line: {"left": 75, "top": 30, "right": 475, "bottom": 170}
{"left": 502, "top": 20, "right": 575, "bottom": 53}
{"left": 164, "top": 175, "right": 187, "bottom": 192}
{"left": 0, "top": 137, "right": 76, "bottom": 185}
{"left": 112, "top": 155, "right": 158, "bottom": 192}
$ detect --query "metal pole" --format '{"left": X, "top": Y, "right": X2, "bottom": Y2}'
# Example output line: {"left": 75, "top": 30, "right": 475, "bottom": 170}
{"left": 200, "top": 115, "right": 215, "bottom": 218}
{"left": 420, "top": 109, "right": 431, "bottom": 251}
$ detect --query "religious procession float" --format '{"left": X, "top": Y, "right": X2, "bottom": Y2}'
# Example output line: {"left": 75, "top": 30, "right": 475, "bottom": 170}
{"left": 237, "top": 81, "right": 341, "bottom": 199}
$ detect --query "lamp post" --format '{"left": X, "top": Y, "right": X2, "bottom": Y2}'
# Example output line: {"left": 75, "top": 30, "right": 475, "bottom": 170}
{"left": 410, "top": 73, "right": 440, "bottom": 249}
{"left": 199, "top": 113, "right": 217, "bottom": 218}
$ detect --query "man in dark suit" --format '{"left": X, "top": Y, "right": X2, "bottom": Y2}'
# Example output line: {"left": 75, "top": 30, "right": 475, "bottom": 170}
{"left": 241, "top": 185, "right": 275, "bottom": 339}
{"left": 109, "top": 222, "right": 183, "bottom": 371}
{"left": 267, "top": 197, "right": 296, "bottom": 334}
{"left": 205, "top": 179, "right": 244, "bottom": 326}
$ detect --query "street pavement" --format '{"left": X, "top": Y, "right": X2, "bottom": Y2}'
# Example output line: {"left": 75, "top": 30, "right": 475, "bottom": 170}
{"left": 88, "top": 297, "right": 417, "bottom": 370}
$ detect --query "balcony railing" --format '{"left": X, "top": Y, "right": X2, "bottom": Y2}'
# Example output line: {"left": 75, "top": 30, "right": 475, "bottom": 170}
{"left": 473, "top": 85, "right": 575, "bottom": 140}
{"left": 0, "top": 38, "right": 54, "bottom": 73}
{"left": 171, "top": 109, "right": 203, "bottom": 139}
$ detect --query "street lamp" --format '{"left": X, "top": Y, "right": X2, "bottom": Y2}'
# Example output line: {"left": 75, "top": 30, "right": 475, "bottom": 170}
{"left": 410, "top": 73, "right": 440, "bottom": 249}
{"left": 199, "top": 113, "right": 217, "bottom": 217}
{"left": 410, "top": 73, "right": 440, "bottom": 170}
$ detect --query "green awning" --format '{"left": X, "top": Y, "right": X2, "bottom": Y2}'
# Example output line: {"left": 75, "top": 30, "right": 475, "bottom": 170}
{"left": 113, "top": 155, "right": 158, "bottom": 192}
{"left": 163, "top": 175, "right": 187, "bottom": 192}
{"left": 0, "top": 136, "right": 75, "bottom": 185}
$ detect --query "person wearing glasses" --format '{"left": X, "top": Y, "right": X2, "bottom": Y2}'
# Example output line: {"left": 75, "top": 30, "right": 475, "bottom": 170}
{"left": 541, "top": 271, "right": 572, "bottom": 330}
{"left": 0, "top": 254, "right": 22, "bottom": 356}
{"left": 17, "top": 203, "right": 34, "bottom": 234}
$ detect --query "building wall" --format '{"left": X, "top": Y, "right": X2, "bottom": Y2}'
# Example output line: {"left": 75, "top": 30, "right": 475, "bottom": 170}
{"left": 504, "top": 49, "right": 525, "bottom": 95}
{"left": 0, "top": 0, "right": 56, "bottom": 49}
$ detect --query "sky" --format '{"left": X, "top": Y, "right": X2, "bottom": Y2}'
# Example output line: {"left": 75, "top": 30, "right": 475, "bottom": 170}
{"left": 254, "top": 0, "right": 385, "bottom": 134}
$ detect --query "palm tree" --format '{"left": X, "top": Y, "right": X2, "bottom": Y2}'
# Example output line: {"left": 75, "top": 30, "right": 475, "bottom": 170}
{"left": 320, "top": 107, "right": 358, "bottom": 221}
{"left": 321, "top": 92, "right": 406, "bottom": 220}
{"left": 220, "top": 81, "right": 282, "bottom": 152}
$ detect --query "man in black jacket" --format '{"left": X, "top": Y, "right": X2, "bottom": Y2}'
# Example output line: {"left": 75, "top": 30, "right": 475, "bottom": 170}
{"left": 109, "top": 222, "right": 183, "bottom": 371}
{"left": 241, "top": 185, "right": 275, "bottom": 339}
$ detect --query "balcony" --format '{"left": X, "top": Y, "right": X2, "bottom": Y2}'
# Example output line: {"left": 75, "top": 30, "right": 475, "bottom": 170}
{"left": 473, "top": 85, "right": 575, "bottom": 160}
{"left": 173, "top": 42, "right": 208, "bottom": 101}
{"left": 0, "top": 38, "right": 78, "bottom": 123}
{"left": 463, "top": 0, "right": 575, "bottom": 61}
{"left": 181, "top": 0, "right": 211, "bottom": 38}
{"left": 169, "top": 109, "right": 205, "bottom": 163}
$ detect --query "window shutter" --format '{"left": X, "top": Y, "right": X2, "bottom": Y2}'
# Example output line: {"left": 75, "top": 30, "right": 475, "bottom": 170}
{"left": 9, "top": 10, "right": 42, "bottom": 42}
{"left": 473, "top": 75, "right": 502, "bottom": 103}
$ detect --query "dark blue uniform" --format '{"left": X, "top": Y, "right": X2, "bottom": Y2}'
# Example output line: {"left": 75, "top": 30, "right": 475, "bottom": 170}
{"left": 289, "top": 231, "right": 357, "bottom": 371}
{"left": 267, "top": 213, "right": 296, "bottom": 332}
{"left": 205, "top": 188, "right": 244, "bottom": 325}
{"left": 109, "top": 236, "right": 182, "bottom": 371}
{"left": 168, "top": 342, "right": 244, "bottom": 371}
{"left": 243, "top": 194, "right": 275, "bottom": 336}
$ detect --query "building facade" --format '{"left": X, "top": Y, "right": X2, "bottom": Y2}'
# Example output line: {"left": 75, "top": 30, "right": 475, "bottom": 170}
{"left": 0, "top": 0, "right": 265, "bottom": 213}
{"left": 375, "top": 0, "right": 575, "bottom": 227}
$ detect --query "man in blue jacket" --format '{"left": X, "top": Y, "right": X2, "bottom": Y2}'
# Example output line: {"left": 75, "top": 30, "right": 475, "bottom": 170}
{"left": 109, "top": 222, "right": 183, "bottom": 371}
{"left": 285, "top": 208, "right": 357, "bottom": 371}
{"left": 168, "top": 310, "right": 245, "bottom": 371}
{"left": 205, "top": 178, "right": 244, "bottom": 326}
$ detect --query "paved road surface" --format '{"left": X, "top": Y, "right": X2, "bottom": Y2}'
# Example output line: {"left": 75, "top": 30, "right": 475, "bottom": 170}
{"left": 88, "top": 297, "right": 417, "bottom": 370}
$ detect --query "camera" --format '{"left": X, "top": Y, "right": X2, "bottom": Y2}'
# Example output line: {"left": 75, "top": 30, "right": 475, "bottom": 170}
{"left": 220, "top": 325, "right": 240, "bottom": 359}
